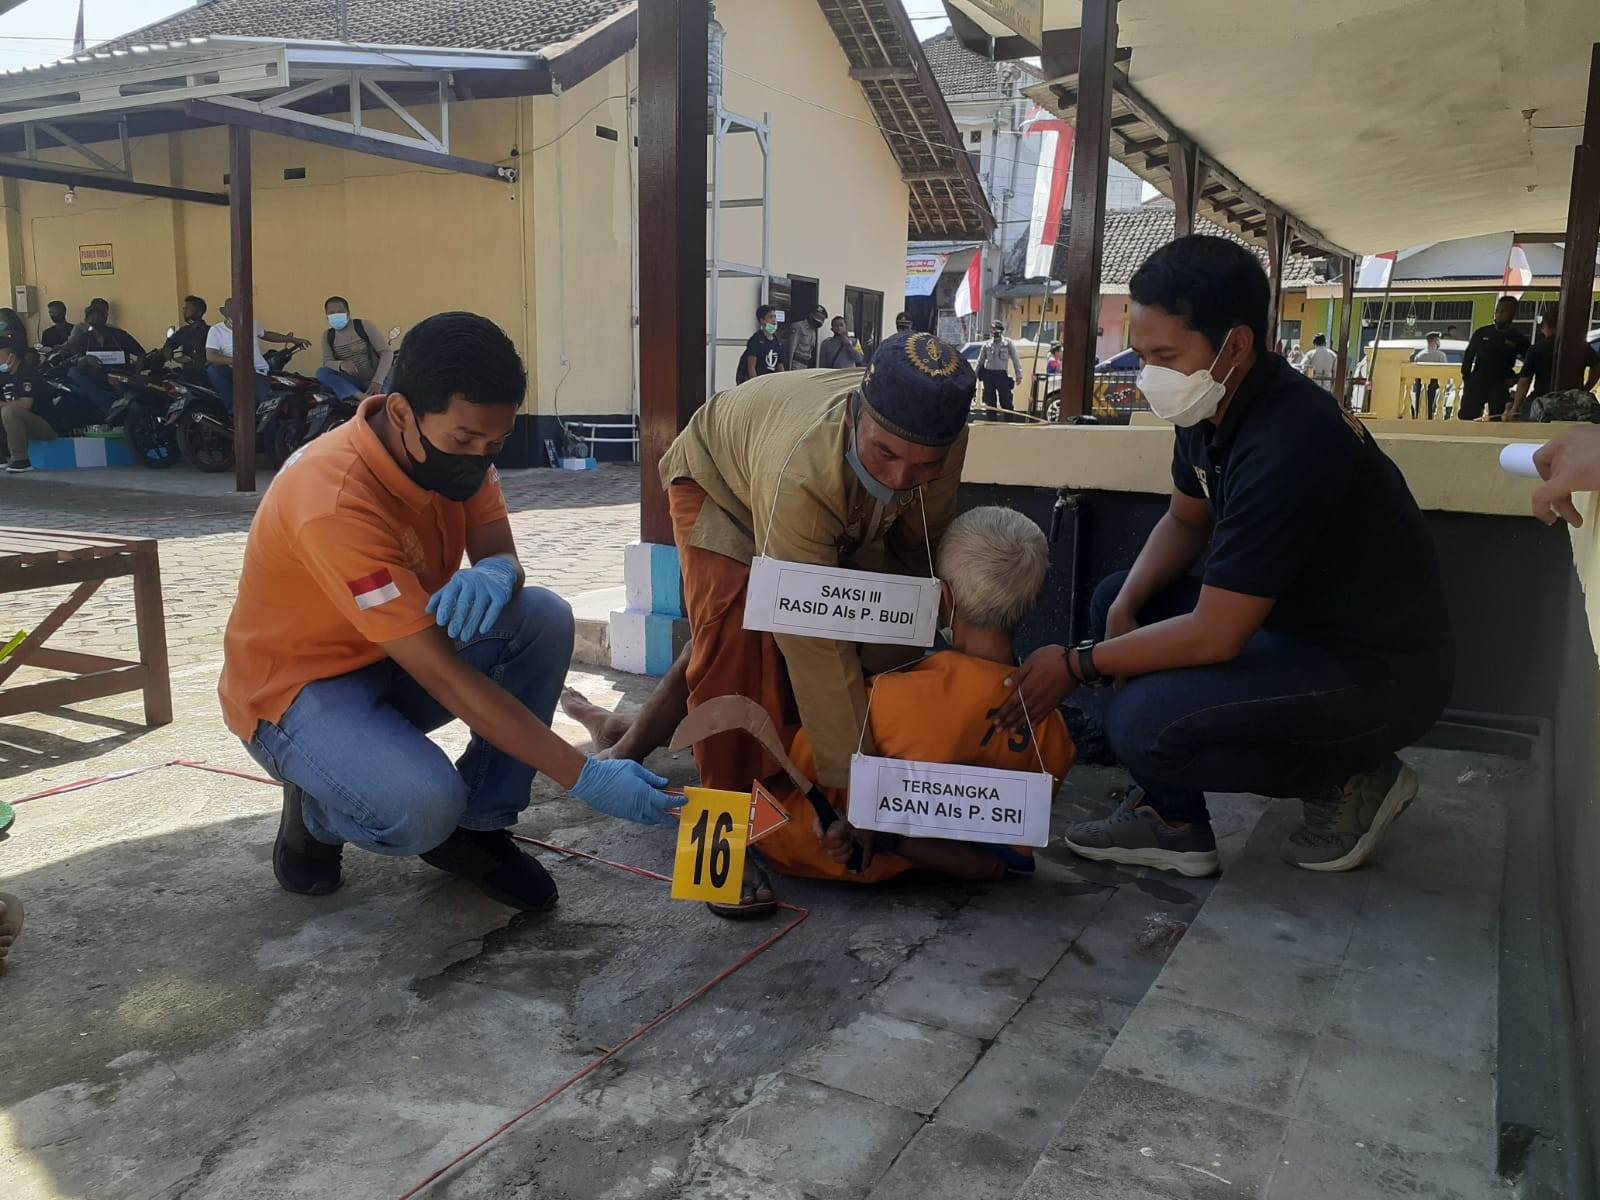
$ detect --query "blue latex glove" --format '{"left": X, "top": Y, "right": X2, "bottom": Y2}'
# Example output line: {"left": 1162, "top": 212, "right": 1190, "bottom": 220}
{"left": 426, "top": 557, "right": 519, "bottom": 641}
{"left": 571, "top": 757, "right": 679, "bottom": 826}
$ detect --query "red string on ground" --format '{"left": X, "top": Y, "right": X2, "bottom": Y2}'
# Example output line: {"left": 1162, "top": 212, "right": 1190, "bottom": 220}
{"left": 12, "top": 756, "right": 811, "bottom": 1197}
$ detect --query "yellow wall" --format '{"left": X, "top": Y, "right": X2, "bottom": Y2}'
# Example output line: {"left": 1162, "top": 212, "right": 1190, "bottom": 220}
{"left": 708, "top": 0, "right": 911, "bottom": 389}
{"left": 1, "top": 17, "right": 914, "bottom": 418}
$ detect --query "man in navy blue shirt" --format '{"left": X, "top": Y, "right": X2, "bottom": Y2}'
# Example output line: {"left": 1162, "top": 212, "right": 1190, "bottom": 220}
{"left": 997, "top": 235, "right": 1453, "bottom": 877}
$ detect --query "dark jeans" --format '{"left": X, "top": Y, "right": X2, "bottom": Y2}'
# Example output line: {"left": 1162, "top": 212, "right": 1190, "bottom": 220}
{"left": 1458, "top": 379, "right": 1507, "bottom": 420}
{"left": 206, "top": 364, "right": 270, "bottom": 406}
{"left": 1090, "top": 571, "right": 1453, "bottom": 823}
{"left": 981, "top": 368, "right": 1015, "bottom": 420}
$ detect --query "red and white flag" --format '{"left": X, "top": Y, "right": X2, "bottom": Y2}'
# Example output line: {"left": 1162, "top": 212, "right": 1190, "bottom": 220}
{"left": 1502, "top": 241, "right": 1532, "bottom": 299}
{"left": 1355, "top": 251, "right": 1396, "bottom": 290}
{"left": 347, "top": 568, "right": 401, "bottom": 611}
{"left": 953, "top": 251, "right": 982, "bottom": 319}
{"left": 73, "top": 0, "right": 86, "bottom": 54}
{"left": 1022, "top": 108, "right": 1074, "bottom": 280}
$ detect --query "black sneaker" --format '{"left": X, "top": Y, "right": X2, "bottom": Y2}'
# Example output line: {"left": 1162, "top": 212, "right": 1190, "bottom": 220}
{"left": 273, "top": 784, "right": 345, "bottom": 895}
{"left": 1064, "top": 792, "right": 1220, "bottom": 877}
{"left": 420, "top": 828, "right": 559, "bottom": 912}
{"left": 5, "top": 459, "right": 32, "bottom": 473}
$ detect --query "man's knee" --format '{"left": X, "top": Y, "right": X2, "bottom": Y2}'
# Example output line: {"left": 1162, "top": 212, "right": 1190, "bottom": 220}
{"left": 502, "top": 585, "right": 574, "bottom": 645}
{"left": 353, "top": 772, "right": 467, "bottom": 856}
{"left": 1088, "top": 571, "right": 1130, "bottom": 637}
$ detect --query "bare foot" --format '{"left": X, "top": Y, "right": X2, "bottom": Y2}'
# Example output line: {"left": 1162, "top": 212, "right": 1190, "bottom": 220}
{"left": 560, "top": 687, "right": 633, "bottom": 754}
{"left": 0, "top": 893, "right": 21, "bottom": 970}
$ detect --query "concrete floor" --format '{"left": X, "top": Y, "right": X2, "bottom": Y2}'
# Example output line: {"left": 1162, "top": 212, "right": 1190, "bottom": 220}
{"left": 0, "top": 464, "right": 1529, "bottom": 1199}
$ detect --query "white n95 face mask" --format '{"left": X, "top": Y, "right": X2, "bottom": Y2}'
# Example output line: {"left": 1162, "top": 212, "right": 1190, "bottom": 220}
{"left": 1137, "top": 332, "right": 1238, "bottom": 427}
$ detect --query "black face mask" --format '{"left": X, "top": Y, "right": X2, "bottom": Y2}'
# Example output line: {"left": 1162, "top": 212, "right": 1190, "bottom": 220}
{"left": 402, "top": 418, "right": 492, "bottom": 502}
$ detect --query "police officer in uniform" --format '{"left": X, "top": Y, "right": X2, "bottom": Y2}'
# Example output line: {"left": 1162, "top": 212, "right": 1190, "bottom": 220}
{"left": 1459, "top": 296, "right": 1530, "bottom": 420}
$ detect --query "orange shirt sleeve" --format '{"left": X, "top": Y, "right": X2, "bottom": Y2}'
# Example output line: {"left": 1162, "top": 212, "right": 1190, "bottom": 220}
{"left": 297, "top": 513, "right": 438, "bottom": 645}
{"left": 465, "top": 465, "right": 510, "bottom": 528}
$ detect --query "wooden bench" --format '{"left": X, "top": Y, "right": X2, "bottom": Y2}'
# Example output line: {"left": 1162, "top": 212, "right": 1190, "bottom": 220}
{"left": 0, "top": 527, "right": 172, "bottom": 726}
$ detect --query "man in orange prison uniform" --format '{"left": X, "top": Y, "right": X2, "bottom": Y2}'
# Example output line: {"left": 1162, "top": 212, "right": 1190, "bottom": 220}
{"left": 757, "top": 506, "right": 1075, "bottom": 884}
{"left": 219, "top": 312, "right": 676, "bottom": 913}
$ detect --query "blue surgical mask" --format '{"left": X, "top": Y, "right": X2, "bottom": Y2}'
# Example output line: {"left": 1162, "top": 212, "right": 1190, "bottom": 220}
{"left": 0, "top": 362, "right": 11, "bottom": 374}
{"left": 328, "top": 312, "right": 350, "bottom": 331}
{"left": 0, "top": 321, "right": 9, "bottom": 331}
{"left": 847, "top": 426, "right": 912, "bottom": 506}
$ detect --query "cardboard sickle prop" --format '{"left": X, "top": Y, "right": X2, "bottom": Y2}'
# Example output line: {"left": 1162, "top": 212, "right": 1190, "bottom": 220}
{"left": 669, "top": 695, "right": 863, "bottom": 872}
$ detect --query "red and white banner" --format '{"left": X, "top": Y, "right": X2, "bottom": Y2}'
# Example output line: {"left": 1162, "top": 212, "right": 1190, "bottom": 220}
{"left": 1502, "top": 242, "right": 1531, "bottom": 299}
{"left": 1355, "top": 251, "right": 1396, "bottom": 290}
{"left": 348, "top": 568, "right": 401, "bottom": 611}
{"left": 953, "top": 251, "right": 982, "bottom": 318}
{"left": 1023, "top": 108, "right": 1073, "bottom": 280}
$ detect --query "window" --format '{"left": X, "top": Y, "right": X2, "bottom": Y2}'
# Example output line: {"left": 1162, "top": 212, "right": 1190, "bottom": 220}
{"left": 968, "top": 130, "right": 982, "bottom": 143}
{"left": 1359, "top": 298, "right": 1475, "bottom": 341}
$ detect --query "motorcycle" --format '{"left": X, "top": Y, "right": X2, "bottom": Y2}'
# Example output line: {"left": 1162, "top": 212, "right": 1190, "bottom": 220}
{"left": 280, "top": 324, "right": 402, "bottom": 458}
{"left": 106, "top": 352, "right": 191, "bottom": 469}
{"left": 166, "top": 344, "right": 317, "bottom": 473}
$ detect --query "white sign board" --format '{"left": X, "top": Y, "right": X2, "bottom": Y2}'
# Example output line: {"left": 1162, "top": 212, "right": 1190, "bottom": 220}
{"left": 743, "top": 557, "right": 939, "bottom": 648}
{"left": 905, "top": 254, "right": 948, "bottom": 297}
{"left": 848, "top": 753, "right": 1053, "bottom": 847}
{"left": 86, "top": 350, "right": 127, "bottom": 366}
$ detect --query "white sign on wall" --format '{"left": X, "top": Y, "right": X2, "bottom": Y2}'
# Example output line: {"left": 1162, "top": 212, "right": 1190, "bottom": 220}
{"left": 847, "top": 753, "right": 1053, "bottom": 847}
{"left": 743, "top": 557, "right": 939, "bottom": 648}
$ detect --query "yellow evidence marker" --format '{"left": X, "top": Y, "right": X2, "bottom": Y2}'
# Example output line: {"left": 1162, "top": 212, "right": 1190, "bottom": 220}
{"left": 671, "top": 786, "right": 751, "bottom": 903}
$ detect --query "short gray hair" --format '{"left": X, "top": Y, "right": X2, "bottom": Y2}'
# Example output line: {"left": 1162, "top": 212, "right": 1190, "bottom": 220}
{"left": 936, "top": 506, "right": 1049, "bottom": 631}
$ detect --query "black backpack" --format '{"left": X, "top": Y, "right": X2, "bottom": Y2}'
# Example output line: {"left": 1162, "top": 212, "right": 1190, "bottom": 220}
{"left": 326, "top": 318, "right": 380, "bottom": 364}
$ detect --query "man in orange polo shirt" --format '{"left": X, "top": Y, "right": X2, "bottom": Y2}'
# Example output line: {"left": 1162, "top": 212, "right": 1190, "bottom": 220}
{"left": 219, "top": 312, "right": 676, "bottom": 911}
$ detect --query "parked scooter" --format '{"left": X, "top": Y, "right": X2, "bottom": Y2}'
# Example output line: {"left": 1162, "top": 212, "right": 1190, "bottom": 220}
{"left": 165, "top": 344, "right": 313, "bottom": 473}
{"left": 105, "top": 345, "right": 196, "bottom": 469}
{"left": 283, "top": 324, "right": 402, "bottom": 457}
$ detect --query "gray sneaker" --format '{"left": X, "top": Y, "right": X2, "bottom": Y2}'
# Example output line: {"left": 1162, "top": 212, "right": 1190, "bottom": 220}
{"left": 1283, "top": 756, "right": 1419, "bottom": 873}
{"left": 1065, "top": 793, "right": 1220, "bottom": 878}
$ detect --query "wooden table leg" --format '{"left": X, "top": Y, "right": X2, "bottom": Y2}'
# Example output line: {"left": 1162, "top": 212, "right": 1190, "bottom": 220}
{"left": 133, "top": 544, "right": 173, "bottom": 726}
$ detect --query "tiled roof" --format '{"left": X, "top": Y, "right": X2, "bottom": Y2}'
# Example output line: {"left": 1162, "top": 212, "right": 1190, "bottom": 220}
{"left": 921, "top": 29, "right": 1000, "bottom": 96}
{"left": 1048, "top": 207, "right": 1324, "bottom": 288}
{"left": 104, "top": 0, "right": 633, "bottom": 54}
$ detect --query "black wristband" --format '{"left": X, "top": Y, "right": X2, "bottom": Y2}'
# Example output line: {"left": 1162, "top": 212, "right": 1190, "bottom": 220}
{"left": 1075, "top": 640, "right": 1111, "bottom": 688}
{"left": 1063, "top": 645, "right": 1086, "bottom": 686}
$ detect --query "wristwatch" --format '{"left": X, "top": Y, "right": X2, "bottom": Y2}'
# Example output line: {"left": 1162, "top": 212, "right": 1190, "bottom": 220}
{"left": 1069, "top": 640, "right": 1111, "bottom": 688}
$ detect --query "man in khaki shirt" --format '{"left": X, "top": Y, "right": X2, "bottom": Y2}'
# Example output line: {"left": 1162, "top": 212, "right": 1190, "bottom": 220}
{"left": 565, "top": 334, "right": 976, "bottom": 880}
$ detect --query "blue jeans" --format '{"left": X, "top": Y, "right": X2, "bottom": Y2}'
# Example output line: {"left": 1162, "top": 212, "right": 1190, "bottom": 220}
{"left": 316, "top": 366, "right": 371, "bottom": 400}
{"left": 207, "top": 364, "right": 270, "bottom": 405}
{"left": 1091, "top": 572, "right": 1453, "bottom": 824}
{"left": 244, "top": 587, "right": 576, "bottom": 856}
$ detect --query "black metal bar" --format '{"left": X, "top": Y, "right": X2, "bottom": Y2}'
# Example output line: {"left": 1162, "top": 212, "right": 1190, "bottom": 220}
{"left": 636, "top": 0, "right": 708, "bottom": 545}
{"left": 0, "top": 157, "right": 227, "bottom": 205}
{"left": 229, "top": 125, "right": 256, "bottom": 494}
{"left": 1056, "top": 0, "right": 1117, "bottom": 421}
{"left": 187, "top": 100, "right": 512, "bottom": 182}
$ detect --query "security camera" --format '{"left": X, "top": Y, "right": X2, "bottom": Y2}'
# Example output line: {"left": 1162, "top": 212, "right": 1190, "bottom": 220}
{"left": 64, "top": 186, "right": 76, "bottom": 205}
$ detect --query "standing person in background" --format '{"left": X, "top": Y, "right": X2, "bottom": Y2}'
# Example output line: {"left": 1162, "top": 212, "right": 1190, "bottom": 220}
{"left": 894, "top": 312, "right": 913, "bottom": 335}
{"left": 1511, "top": 311, "right": 1600, "bottom": 420}
{"left": 786, "top": 304, "right": 828, "bottom": 371}
{"left": 1459, "top": 296, "right": 1530, "bottom": 421}
{"left": 1302, "top": 333, "right": 1338, "bottom": 393}
{"left": 40, "top": 300, "right": 73, "bottom": 350}
{"left": 976, "top": 320, "right": 1022, "bottom": 421}
{"left": 818, "top": 315, "right": 864, "bottom": 369}
{"left": 317, "top": 296, "right": 395, "bottom": 400}
{"left": 206, "top": 297, "right": 307, "bottom": 406}
{"left": 1409, "top": 331, "right": 1448, "bottom": 419}
{"left": 737, "top": 304, "right": 785, "bottom": 385}
{"left": 1412, "top": 331, "right": 1447, "bottom": 364}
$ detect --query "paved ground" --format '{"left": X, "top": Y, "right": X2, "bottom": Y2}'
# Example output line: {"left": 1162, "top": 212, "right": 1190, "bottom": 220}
{"left": 0, "top": 463, "right": 1525, "bottom": 1199}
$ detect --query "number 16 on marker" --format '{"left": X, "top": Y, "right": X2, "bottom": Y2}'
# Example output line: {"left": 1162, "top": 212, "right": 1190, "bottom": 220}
{"left": 670, "top": 787, "right": 750, "bottom": 903}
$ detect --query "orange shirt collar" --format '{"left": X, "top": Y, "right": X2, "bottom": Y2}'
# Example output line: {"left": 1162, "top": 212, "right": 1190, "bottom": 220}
{"left": 351, "top": 394, "right": 433, "bottom": 514}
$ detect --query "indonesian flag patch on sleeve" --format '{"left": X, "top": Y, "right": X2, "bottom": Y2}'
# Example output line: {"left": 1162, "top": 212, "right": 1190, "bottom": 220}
{"left": 348, "top": 568, "right": 402, "bottom": 611}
